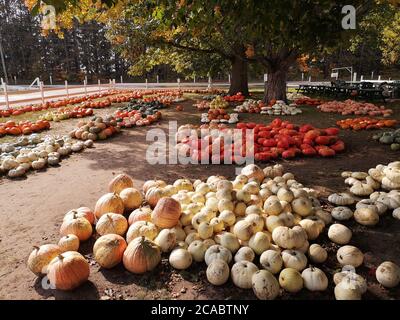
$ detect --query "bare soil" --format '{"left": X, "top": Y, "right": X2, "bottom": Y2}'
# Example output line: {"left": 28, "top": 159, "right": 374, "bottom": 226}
{"left": 0, "top": 97, "right": 399, "bottom": 300}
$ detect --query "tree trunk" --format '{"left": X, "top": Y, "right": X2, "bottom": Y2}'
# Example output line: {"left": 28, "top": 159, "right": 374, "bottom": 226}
{"left": 264, "top": 67, "right": 288, "bottom": 103}
{"left": 229, "top": 56, "right": 249, "bottom": 96}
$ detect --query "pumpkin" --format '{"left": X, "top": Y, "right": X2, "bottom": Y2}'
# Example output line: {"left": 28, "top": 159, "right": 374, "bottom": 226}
{"left": 314, "top": 209, "right": 332, "bottom": 225}
{"left": 96, "top": 213, "right": 128, "bottom": 236}
{"left": 60, "top": 216, "right": 93, "bottom": 241}
{"left": 350, "top": 183, "right": 374, "bottom": 197}
{"left": 281, "top": 250, "right": 308, "bottom": 271}
{"left": 331, "top": 206, "right": 353, "bottom": 221}
{"left": 231, "top": 261, "right": 259, "bottom": 289}
{"left": 265, "top": 215, "right": 285, "bottom": 233}
{"left": 308, "top": 244, "right": 327, "bottom": 264}
{"left": 173, "top": 178, "right": 194, "bottom": 191}
{"left": 151, "top": 197, "right": 181, "bottom": 228}
{"left": 154, "top": 229, "right": 177, "bottom": 253}
{"left": 108, "top": 173, "right": 134, "bottom": 194}
{"left": 375, "top": 261, "right": 400, "bottom": 288}
{"left": 58, "top": 235, "right": 80, "bottom": 252}
{"left": 393, "top": 207, "right": 400, "bottom": 220}
{"left": 263, "top": 197, "right": 283, "bottom": 216}
{"left": 93, "top": 234, "right": 127, "bottom": 269}
{"left": 333, "top": 268, "right": 367, "bottom": 293}
{"left": 299, "top": 218, "right": 324, "bottom": 240}
{"left": 236, "top": 190, "right": 252, "bottom": 203}
{"left": 301, "top": 266, "right": 328, "bottom": 291}
{"left": 143, "top": 179, "right": 167, "bottom": 194}
{"left": 205, "top": 245, "right": 232, "bottom": 265}
{"left": 263, "top": 164, "right": 284, "bottom": 178}
{"left": 272, "top": 226, "right": 307, "bottom": 250}
{"left": 119, "top": 188, "right": 142, "bottom": 211}
{"left": 233, "top": 220, "right": 254, "bottom": 241}
{"left": 64, "top": 207, "right": 95, "bottom": 225}
{"left": 241, "top": 164, "right": 264, "bottom": 183}
{"left": 206, "top": 259, "right": 230, "bottom": 286}
{"left": 170, "top": 225, "right": 186, "bottom": 242}
{"left": 47, "top": 251, "right": 90, "bottom": 290}
{"left": 252, "top": 270, "right": 280, "bottom": 300}
{"left": 210, "top": 217, "right": 224, "bottom": 233}
{"left": 169, "top": 248, "right": 192, "bottom": 270}
{"left": 27, "top": 244, "right": 62, "bottom": 275}
{"left": 291, "top": 197, "right": 313, "bottom": 217}
{"left": 185, "top": 232, "right": 201, "bottom": 245}
{"left": 248, "top": 232, "right": 270, "bottom": 255}
{"left": 203, "top": 238, "right": 216, "bottom": 249}
{"left": 328, "top": 223, "right": 352, "bottom": 245}
{"left": 279, "top": 268, "right": 304, "bottom": 293}
{"left": 188, "top": 240, "right": 207, "bottom": 262}
{"left": 234, "top": 202, "right": 247, "bottom": 216}
{"left": 259, "top": 250, "right": 283, "bottom": 274}
{"left": 126, "top": 221, "right": 158, "bottom": 243}
{"left": 337, "top": 245, "right": 364, "bottom": 267}
{"left": 123, "top": 236, "right": 161, "bottom": 274}
{"left": 334, "top": 277, "right": 362, "bottom": 300}
{"left": 145, "top": 187, "right": 166, "bottom": 208}
{"left": 356, "top": 199, "right": 387, "bottom": 215}
{"left": 354, "top": 207, "right": 379, "bottom": 226}
{"left": 217, "top": 232, "right": 240, "bottom": 253}
{"left": 94, "top": 193, "right": 124, "bottom": 219}
{"left": 328, "top": 193, "right": 355, "bottom": 206}
{"left": 277, "top": 188, "right": 294, "bottom": 202}
{"left": 198, "top": 222, "right": 214, "bottom": 239}
{"left": 234, "top": 246, "right": 255, "bottom": 263}
{"left": 128, "top": 207, "right": 152, "bottom": 225}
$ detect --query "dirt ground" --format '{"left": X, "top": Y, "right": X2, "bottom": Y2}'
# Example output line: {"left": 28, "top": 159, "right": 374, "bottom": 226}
{"left": 0, "top": 95, "right": 399, "bottom": 300}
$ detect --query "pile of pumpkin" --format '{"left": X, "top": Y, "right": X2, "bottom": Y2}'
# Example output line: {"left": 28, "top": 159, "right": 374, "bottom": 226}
{"left": 294, "top": 98, "right": 324, "bottom": 106}
{"left": 0, "top": 134, "right": 92, "bottom": 178}
{"left": 69, "top": 116, "right": 121, "bottom": 141}
{"left": 259, "top": 100, "right": 302, "bottom": 116}
{"left": 27, "top": 165, "right": 400, "bottom": 298}
{"left": 234, "top": 100, "right": 265, "bottom": 113}
{"left": 373, "top": 129, "right": 400, "bottom": 151}
{"left": 202, "top": 109, "right": 239, "bottom": 124}
{"left": 223, "top": 92, "right": 245, "bottom": 102}
{"left": 328, "top": 161, "right": 400, "bottom": 226}
{"left": 0, "top": 120, "right": 50, "bottom": 137}
{"left": 317, "top": 100, "right": 393, "bottom": 117}
{"left": 194, "top": 100, "right": 211, "bottom": 110}
{"left": 39, "top": 107, "right": 94, "bottom": 122}
{"left": 336, "top": 117, "right": 397, "bottom": 131}
{"left": 210, "top": 96, "right": 229, "bottom": 109}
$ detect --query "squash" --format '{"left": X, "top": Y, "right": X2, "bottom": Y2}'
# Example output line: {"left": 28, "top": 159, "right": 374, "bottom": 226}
{"left": 95, "top": 213, "right": 128, "bottom": 236}
{"left": 93, "top": 234, "right": 127, "bottom": 269}
{"left": 328, "top": 224, "right": 352, "bottom": 245}
{"left": 277, "top": 188, "right": 294, "bottom": 202}
{"left": 331, "top": 206, "right": 353, "bottom": 221}
{"left": 154, "top": 229, "right": 177, "bottom": 253}
{"left": 128, "top": 207, "right": 152, "bottom": 225}
{"left": 123, "top": 236, "right": 161, "bottom": 274}
{"left": 119, "top": 188, "right": 142, "bottom": 211}
{"left": 234, "top": 202, "right": 247, "bottom": 216}
{"left": 185, "top": 232, "right": 201, "bottom": 245}
{"left": 308, "top": 244, "right": 327, "bottom": 264}
{"left": 299, "top": 218, "right": 324, "bottom": 240}
{"left": 47, "top": 251, "right": 90, "bottom": 290}
{"left": 301, "top": 266, "right": 328, "bottom": 291}
{"left": 248, "top": 232, "right": 270, "bottom": 255}
{"left": 169, "top": 248, "right": 192, "bottom": 270}
{"left": 337, "top": 245, "right": 364, "bottom": 267}
{"left": 210, "top": 217, "right": 224, "bottom": 233}
{"left": 281, "top": 250, "right": 308, "bottom": 271}
{"left": 260, "top": 250, "right": 283, "bottom": 274}
{"left": 126, "top": 221, "right": 158, "bottom": 243}
{"left": 198, "top": 222, "right": 214, "bottom": 239}
{"left": 279, "top": 268, "right": 303, "bottom": 293}
{"left": 143, "top": 179, "right": 167, "bottom": 194}
{"left": 314, "top": 209, "right": 332, "bottom": 225}
{"left": 328, "top": 193, "right": 355, "bottom": 206}
{"left": 263, "top": 197, "right": 283, "bottom": 216}
{"left": 350, "top": 182, "right": 374, "bottom": 197}
{"left": 170, "top": 225, "right": 186, "bottom": 242}
{"left": 272, "top": 226, "right": 307, "bottom": 250}
{"left": 291, "top": 197, "right": 313, "bottom": 217}
{"left": 334, "top": 276, "right": 362, "bottom": 300}
{"left": 263, "top": 164, "right": 284, "bottom": 178}
{"left": 27, "top": 244, "right": 62, "bottom": 275}
{"left": 188, "top": 240, "right": 207, "bottom": 262}
{"left": 60, "top": 216, "right": 93, "bottom": 241}
{"left": 64, "top": 207, "right": 95, "bottom": 225}
{"left": 145, "top": 187, "right": 166, "bottom": 208}
{"left": 333, "top": 268, "right": 367, "bottom": 293}
{"left": 58, "top": 235, "right": 80, "bottom": 252}
{"left": 205, "top": 245, "right": 232, "bottom": 265}
{"left": 217, "top": 232, "right": 240, "bottom": 253}
{"left": 354, "top": 207, "right": 379, "bottom": 226}
{"left": 151, "top": 197, "right": 181, "bottom": 228}
{"left": 356, "top": 199, "right": 387, "bottom": 216}
{"left": 241, "top": 164, "right": 264, "bottom": 183}
{"left": 108, "top": 173, "right": 134, "bottom": 194}
{"left": 375, "top": 261, "right": 400, "bottom": 288}
{"left": 233, "top": 220, "right": 254, "bottom": 241}
{"left": 252, "top": 270, "right": 280, "bottom": 300}
{"left": 234, "top": 246, "right": 255, "bottom": 263}
{"left": 206, "top": 259, "right": 230, "bottom": 286}
{"left": 231, "top": 261, "right": 259, "bottom": 289}
{"left": 393, "top": 207, "right": 400, "bottom": 220}
{"left": 94, "top": 193, "right": 124, "bottom": 219}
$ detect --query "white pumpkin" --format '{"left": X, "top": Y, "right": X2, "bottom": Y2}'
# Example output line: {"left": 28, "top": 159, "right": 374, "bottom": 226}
{"left": 248, "top": 232, "right": 270, "bottom": 255}
{"left": 206, "top": 259, "right": 230, "bottom": 286}
{"left": 204, "top": 245, "right": 232, "bottom": 265}
{"left": 375, "top": 261, "right": 400, "bottom": 288}
{"left": 354, "top": 207, "right": 379, "bottom": 226}
{"left": 169, "top": 248, "right": 192, "bottom": 270}
{"left": 308, "top": 244, "right": 328, "bottom": 264}
{"left": 187, "top": 240, "right": 207, "bottom": 262}
{"left": 328, "top": 224, "right": 352, "bottom": 245}
{"left": 301, "top": 266, "right": 328, "bottom": 291}
{"left": 281, "top": 250, "right": 308, "bottom": 271}
{"left": 216, "top": 232, "right": 240, "bottom": 253}
{"left": 233, "top": 220, "right": 254, "bottom": 241}
{"left": 154, "top": 229, "right": 177, "bottom": 253}
{"left": 231, "top": 261, "right": 259, "bottom": 289}
{"left": 328, "top": 193, "right": 355, "bottom": 206}
{"left": 278, "top": 268, "right": 303, "bottom": 293}
{"left": 272, "top": 226, "right": 307, "bottom": 250}
{"left": 337, "top": 245, "right": 364, "bottom": 267}
{"left": 251, "top": 270, "right": 280, "bottom": 300}
{"left": 291, "top": 197, "right": 313, "bottom": 217}
{"left": 234, "top": 246, "right": 255, "bottom": 263}
{"left": 260, "top": 250, "right": 283, "bottom": 274}
{"left": 331, "top": 206, "right": 353, "bottom": 221}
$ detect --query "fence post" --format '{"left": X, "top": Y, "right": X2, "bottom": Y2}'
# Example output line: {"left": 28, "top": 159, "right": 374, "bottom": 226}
{"left": 65, "top": 80, "right": 69, "bottom": 98}
{"left": 84, "top": 79, "right": 87, "bottom": 94}
{"left": 301, "top": 72, "right": 304, "bottom": 81}
{"left": 177, "top": 78, "right": 181, "bottom": 89}
{"left": 120, "top": 75, "right": 123, "bottom": 84}
{"left": 14, "top": 76, "right": 17, "bottom": 85}
{"left": 156, "top": 75, "right": 159, "bottom": 84}
{"left": 2, "top": 81, "right": 9, "bottom": 110}
{"left": 371, "top": 71, "right": 374, "bottom": 79}
{"left": 145, "top": 78, "right": 148, "bottom": 89}
{"left": 49, "top": 75, "right": 53, "bottom": 85}
{"left": 308, "top": 76, "right": 312, "bottom": 82}
{"left": 378, "top": 75, "right": 381, "bottom": 81}
{"left": 208, "top": 76, "right": 212, "bottom": 90}
{"left": 39, "top": 81, "right": 45, "bottom": 104}
{"left": 353, "top": 72, "right": 357, "bottom": 83}
{"left": 228, "top": 74, "right": 231, "bottom": 84}
{"left": 360, "top": 75, "right": 364, "bottom": 81}
{"left": 193, "top": 75, "right": 196, "bottom": 83}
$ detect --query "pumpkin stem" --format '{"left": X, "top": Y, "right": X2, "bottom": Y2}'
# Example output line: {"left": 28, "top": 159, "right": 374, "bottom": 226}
{"left": 33, "top": 245, "right": 39, "bottom": 250}
{"left": 58, "top": 254, "right": 64, "bottom": 260}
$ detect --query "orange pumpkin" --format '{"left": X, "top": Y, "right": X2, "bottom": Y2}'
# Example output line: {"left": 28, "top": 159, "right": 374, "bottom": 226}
{"left": 123, "top": 236, "right": 161, "bottom": 274}
{"left": 151, "top": 197, "right": 181, "bottom": 228}
{"left": 93, "top": 234, "right": 127, "bottom": 269}
{"left": 108, "top": 173, "right": 134, "bottom": 194}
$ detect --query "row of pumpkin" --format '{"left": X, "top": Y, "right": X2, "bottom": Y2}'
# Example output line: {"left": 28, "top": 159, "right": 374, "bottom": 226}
{"left": 27, "top": 164, "right": 400, "bottom": 299}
